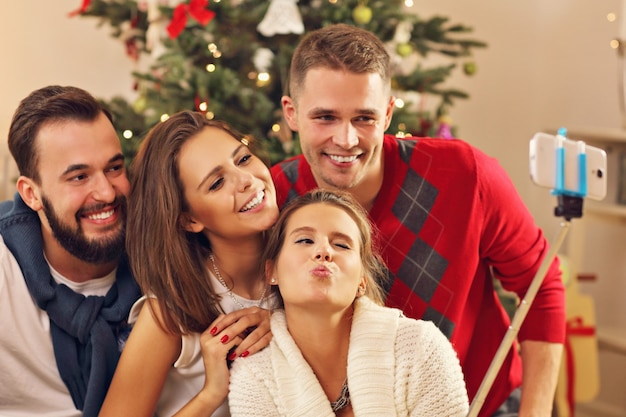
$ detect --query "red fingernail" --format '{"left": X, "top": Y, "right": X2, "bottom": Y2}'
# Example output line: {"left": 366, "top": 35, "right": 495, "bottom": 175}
{"left": 228, "top": 351, "right": 237, "bottom": 361}
{"left": 240, "top": 351, "right": 249, "bottom": 358}
{"left": 220, "top": 335, "right": 229, "bottom": 343}
{"left": 210, "top": 326, "right": 218, "bottom": 335}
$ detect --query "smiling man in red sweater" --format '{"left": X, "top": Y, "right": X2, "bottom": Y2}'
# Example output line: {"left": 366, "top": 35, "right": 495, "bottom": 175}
{"left": 271, "top": 24, "right": 565, "bottom": 417}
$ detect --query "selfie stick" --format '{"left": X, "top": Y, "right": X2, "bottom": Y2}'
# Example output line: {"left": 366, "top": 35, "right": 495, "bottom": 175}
{"left": 467, "top": 129, "right": 585, "bottom": 417}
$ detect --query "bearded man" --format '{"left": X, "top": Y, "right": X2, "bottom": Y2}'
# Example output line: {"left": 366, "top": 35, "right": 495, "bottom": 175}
{"left": 0, "top": 85, "right": 141, "bottom": 417}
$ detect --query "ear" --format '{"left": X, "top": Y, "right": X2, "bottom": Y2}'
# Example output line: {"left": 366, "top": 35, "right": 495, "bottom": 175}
{"left": 16, "top": 176, "right": 43, "bottom": 211}
{"left": 383, "top": 96, "right": 396, "bottom": 131}
{"left": 356, "top": 276, "right": 367, "bottom": 297}
{"left": 265, "top": 260, "right": 277, "bottom": 285}
{"left": 281, "top": 96, "right": 299, "bottom": 132}
{"left": 181, "top": 213, "right": 204, "bottom": 234}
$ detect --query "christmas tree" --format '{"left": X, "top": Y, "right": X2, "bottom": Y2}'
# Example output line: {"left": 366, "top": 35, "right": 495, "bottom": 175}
{"left": 71, "top": 0, "right": 486, "bottom": 164}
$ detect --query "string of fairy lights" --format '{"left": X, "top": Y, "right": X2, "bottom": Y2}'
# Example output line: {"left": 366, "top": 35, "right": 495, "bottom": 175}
{"left": 121, "top": 0, "right": 419, "bottom": 141}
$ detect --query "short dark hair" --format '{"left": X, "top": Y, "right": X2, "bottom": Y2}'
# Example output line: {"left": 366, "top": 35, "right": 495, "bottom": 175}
{"left": 7, "top": 85, "right": 111, "bottom": 183}
{"left": 288, "top": 24, "right": 391, "bottom": 100}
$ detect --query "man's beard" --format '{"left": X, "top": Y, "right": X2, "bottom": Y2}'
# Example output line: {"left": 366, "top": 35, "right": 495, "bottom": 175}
{"left": 41, "top": 195, "right": 127, "bottom": 264}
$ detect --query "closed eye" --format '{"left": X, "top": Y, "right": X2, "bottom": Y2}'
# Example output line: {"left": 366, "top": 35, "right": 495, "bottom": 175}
{"left": 295, "top": 237, "right": 314, "bottom": 245}
{"left": 208, "top": 177, "right": 224, "bottom": 191}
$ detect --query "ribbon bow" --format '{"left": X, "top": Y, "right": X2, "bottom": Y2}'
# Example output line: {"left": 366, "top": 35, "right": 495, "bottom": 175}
{"left": 564, "top": 317, "right": 596, "bottom": 417}
{"left": 167, "top": 0, "right": 216, "bottom": 39}
{"left": 68, "top": 0, "right": 91, "bottom": 17}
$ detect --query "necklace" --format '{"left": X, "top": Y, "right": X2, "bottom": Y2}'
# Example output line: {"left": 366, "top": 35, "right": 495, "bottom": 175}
{"left": 209, "top": 253, "right": 267, "bottom": 310}
{"left": 330, "top": 379, "right": 350, "bottom": 412}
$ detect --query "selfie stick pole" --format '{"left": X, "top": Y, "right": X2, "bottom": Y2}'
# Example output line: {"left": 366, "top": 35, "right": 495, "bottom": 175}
{"left": 466, "top": 220, "right": 570, "bottom": 417}
{"left": 467, "top": 130, "right": 586, "bottom": 417}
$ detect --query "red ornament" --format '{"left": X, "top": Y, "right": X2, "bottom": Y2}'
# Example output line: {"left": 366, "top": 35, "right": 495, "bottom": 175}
{"left": 417, "top": 119, "right": 432, "bottom": 137}
{"left": 125, "top": 39, "right": 140, "bottom": 61}
{"left": 167, "top": 0, "right": 216, "bottom": 39}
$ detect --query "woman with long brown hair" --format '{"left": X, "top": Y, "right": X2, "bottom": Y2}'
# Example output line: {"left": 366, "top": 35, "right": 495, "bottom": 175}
{"left": 99, "top": 111, "right": 279, "bottom": 417}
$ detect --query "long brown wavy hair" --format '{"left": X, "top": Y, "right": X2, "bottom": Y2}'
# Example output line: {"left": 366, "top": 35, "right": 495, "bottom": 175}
{"left": 127, "top": 111, "right": 262, "bottom": 335}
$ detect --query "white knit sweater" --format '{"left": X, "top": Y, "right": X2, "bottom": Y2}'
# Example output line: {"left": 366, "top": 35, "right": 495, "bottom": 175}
{"left": 228, "top": 297, "right": 469, "bottom": 416}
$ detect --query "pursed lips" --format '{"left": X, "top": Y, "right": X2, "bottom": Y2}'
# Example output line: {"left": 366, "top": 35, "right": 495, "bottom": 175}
{"left": 311, "top": 264, "right": 332, "bottom": 278}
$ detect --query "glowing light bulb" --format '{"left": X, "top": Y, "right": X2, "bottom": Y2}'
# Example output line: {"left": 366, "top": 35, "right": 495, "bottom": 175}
{"left": 395, "top": 98, "right": 405, "bottom": 108}
{"left": 256, "top": 72, "right": 271, "bottom": 87}
{"left": 199, "top": 101, "right": 208, "bottom": 111}
{"left": 122, "top": 130, "right": 133, "bottom": 139}
{"left": 206, "top": 64, "right": 216, "bottom": 72}
{"left": 160, "top": 114, "right": 170, "bottom": 122}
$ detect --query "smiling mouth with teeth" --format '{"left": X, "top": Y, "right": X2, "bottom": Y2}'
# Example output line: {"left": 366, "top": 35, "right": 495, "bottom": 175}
{"left": 240, "top": 190, "right": 265, "bottom": 212}
{"left": 87, "top": 209, "right": 115, "bottom": 221}
{"left": 329, "top": 155, "right": 358, "bottom": 163}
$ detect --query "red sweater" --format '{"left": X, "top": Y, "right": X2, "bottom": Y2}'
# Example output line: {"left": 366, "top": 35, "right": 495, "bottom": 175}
{"left": 271, "top": 135, "right": 565, "bottom": 416}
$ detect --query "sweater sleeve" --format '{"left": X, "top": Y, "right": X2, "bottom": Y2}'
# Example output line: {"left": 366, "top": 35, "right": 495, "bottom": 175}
{"left": 400, "top": 319, "right": 469, "bottom": 417}
{"left": 475, "top": 148, "right": 565, "bottom": 343}
{"left": 228, "top": 351, "right": 280, "bottom": 417}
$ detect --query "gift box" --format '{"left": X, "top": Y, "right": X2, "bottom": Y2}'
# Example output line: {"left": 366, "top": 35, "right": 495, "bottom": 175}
{"left": 554, "top": 256, "right": 599, "bottom": 417}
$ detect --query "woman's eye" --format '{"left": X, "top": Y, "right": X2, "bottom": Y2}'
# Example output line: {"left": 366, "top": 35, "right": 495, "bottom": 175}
{"left": 295, "top": 238, "right": 314, "bottom": 245}
{"left": 238, "top": 154, "right": 252, "bottom": 165}
{"left": 335, "top": 243, "right": 351, "bottom": 250}
{"left": 208, "top": 178, "right": 224, "bottom": 191}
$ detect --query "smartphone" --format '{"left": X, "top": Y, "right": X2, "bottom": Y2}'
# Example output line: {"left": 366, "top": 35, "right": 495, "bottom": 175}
{"left": 529, "top": 132, "right": 607, "bottom": 201}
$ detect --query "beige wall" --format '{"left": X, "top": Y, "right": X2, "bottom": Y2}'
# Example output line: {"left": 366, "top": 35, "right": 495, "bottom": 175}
{"left": 410, "top": 0, "right": 622, "bottom": 233}
{"left": 0, "top": 0, "right": 135, "bottom": 199}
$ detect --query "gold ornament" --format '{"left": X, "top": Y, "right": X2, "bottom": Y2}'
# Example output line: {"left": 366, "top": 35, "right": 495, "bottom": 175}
{"left": 353, "top": 4, "right": 372, "bottom": 25}
{"left": 132, "top": 96, "right": 147, "bottom": 113}
{"left": 395, "top": 42, "right": 413, "bottom": 58}
{"left": 463, "top": 61, "right": 477, "bottom": 76}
